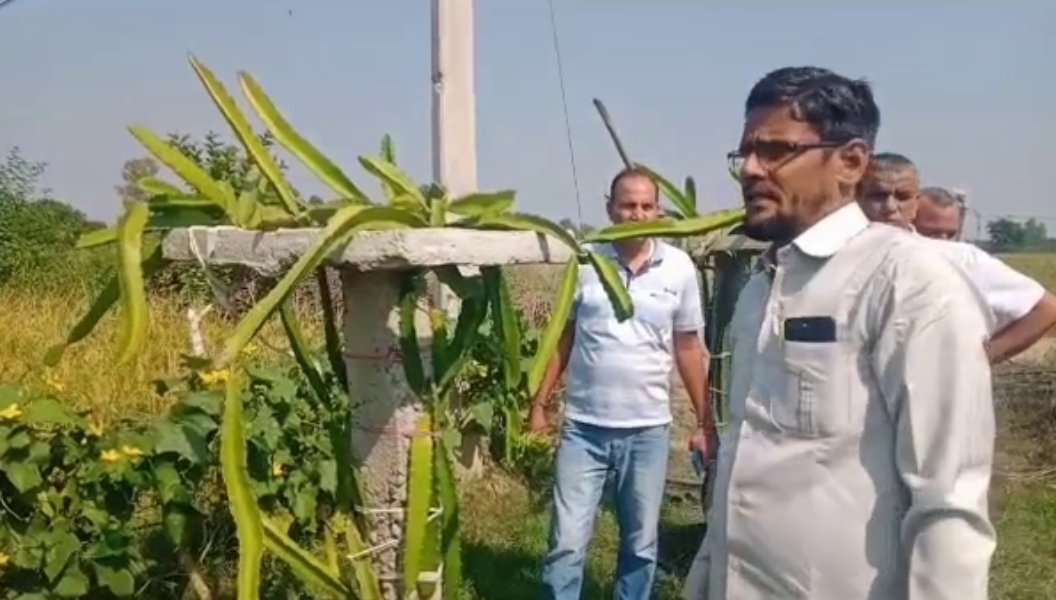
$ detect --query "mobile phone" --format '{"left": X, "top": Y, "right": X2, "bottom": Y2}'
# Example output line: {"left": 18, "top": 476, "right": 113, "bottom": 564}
{"left": 691, "top": 449, "right": 707, "bottom": 477}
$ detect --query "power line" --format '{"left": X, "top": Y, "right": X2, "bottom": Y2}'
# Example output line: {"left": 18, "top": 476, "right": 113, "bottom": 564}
{"left": 545, "top": 0, "right": 584, "bottom": 228}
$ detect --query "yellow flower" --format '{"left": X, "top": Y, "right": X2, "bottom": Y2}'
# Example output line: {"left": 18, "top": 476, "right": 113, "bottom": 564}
{"left": 43, "top": 373, "right": 65, "bottom": 394}
{"left": 272, "top": 462, "right": 284, "bottom": 477}
{"left": 87, "top": 420, "right": 105, "bottom": 437}
{"left": 241, "top": 342, "right": 261, "bottom": 358}
{"left": 199, "top": 369, "right": 230, "bottom": 386}
{"left": 101, "top": 449, "right": 123, "bottom": 463}
{"left": 0, "top": 552, "right": 9, "bottom": 568}
{"left": 0, "top": 404, "right": 23, "bottom": 422}
{"left": 121, "top": 445, "right": 144, "bottom": 459}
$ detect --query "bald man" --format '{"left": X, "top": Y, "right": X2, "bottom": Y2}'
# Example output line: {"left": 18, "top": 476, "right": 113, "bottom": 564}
{"left": 859, "top": 154, "right": 1056, "bottom": 364}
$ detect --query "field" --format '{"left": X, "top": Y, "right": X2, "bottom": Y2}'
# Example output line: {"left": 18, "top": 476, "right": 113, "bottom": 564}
{"left": 2, "top": 255, "right": 1055, "bottom": 599}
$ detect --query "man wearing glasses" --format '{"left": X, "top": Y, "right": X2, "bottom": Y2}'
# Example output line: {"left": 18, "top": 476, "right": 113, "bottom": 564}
{"left": 858, "top": 155, "right": 1056, "bottom": 364}
{"left": 684, "top": 66, "right": 995, "bottom": 600}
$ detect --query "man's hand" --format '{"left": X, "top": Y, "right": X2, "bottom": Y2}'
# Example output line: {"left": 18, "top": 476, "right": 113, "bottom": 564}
{"left": 528, "top": 403, "right": 550, "bottom": 436}
{"left": 688, "top": 426, "right": 718, "bottom": 461}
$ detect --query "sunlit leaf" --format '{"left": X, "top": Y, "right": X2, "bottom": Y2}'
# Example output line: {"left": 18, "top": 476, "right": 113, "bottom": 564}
{"left": 221, "top": 371, "right": 265, "bottom": 600}
{"left": 404, "top": 413, "right": 435, "bottom": 593}
{"left": 447, "top": 190, "right": 516, "bottom": 218}
{"left": 474, "top": 212, "right": 582, "bottom": 254}
{"left": 528, "top": 258, "right": 578, "bottom": 395}
{"left": 239, "top": 71, "right": 371, "bottom": 205}
{"left": 188, "top": 54, "right": 303, "bottom": 217}
{"left": 115, "top": 201, "right": 152, "bottom": 365}
{"left": 262, "top": 518, "right": 354, "bottom": 597}
{"left": 586, "top": 251, "right": 633, "bottom": 322}
{"left": 128, "top": 126, "right": 234, "bottom": 211}
{"left": 634, "top": 163, "right": 695, "bottom": 218}
{"left": 358, "top": 155, "right": 428, "bottom": 212}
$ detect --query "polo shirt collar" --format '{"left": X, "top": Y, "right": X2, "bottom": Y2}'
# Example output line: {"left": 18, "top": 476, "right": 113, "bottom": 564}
{"left": 596, "top": 238, "right": 666, "bottom": 267}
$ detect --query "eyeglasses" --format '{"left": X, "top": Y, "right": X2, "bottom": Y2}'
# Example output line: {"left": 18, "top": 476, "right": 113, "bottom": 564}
{"left": 727, "top": 139, "right": 846, "bottom": 180}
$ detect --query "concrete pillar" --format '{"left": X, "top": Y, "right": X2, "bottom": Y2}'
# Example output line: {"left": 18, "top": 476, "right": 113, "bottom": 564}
{"left": 341, "top": 269, "right": 430, "bottom": 600}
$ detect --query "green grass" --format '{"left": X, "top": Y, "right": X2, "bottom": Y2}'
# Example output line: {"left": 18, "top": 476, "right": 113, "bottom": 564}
{"left": 460, "top": 478, "right": 700, "bottom": 600}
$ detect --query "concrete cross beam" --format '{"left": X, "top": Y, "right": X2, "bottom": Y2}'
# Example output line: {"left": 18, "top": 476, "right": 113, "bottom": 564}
{"left": 162, "top": 226, "right": 571, "bottom": 599}
{"left": 162, "top": 226, "right": 574, "bottom": 276}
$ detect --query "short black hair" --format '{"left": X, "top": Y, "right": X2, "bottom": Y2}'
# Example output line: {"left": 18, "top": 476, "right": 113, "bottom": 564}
{"left": 608, "top": 166, "right": 659, "bottom": 202}
{"left": 868, "top": 152, "right": 916, "bottom": 174}
{"left": 745, "top": 66, "right": 881, "bottom": 149}
{"left": 919, "top": 186, "right": 960, "bottom": 207}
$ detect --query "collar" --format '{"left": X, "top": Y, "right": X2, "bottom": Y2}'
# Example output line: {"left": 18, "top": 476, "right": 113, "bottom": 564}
{"left": 757, "top": 202, "right": 869, "bottom": 273}
{"left": 790, "top": 202, "right": 870, "bottom": 258}
{"left": 596, "top": 238, "right": 666, "bottom": 268}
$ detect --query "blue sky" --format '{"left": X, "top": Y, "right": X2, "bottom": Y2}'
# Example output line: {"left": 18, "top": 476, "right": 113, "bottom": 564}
{"left": 1, "top": 2, "right": 1053, "bottom": 237}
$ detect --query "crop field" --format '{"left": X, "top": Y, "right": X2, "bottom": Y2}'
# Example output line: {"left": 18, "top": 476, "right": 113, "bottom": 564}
{"left": 1, "top": 254, "right": 1054, "bottom": 599}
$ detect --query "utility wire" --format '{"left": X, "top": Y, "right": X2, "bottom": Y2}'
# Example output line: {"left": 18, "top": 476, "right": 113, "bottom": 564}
{"left": 545, "top": 0, "right": 584, "bottom": 228}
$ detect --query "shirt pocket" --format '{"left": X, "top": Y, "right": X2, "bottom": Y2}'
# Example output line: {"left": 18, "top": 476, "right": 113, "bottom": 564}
{"left": 769, "top": 340, "right": 851, "bottom": 437}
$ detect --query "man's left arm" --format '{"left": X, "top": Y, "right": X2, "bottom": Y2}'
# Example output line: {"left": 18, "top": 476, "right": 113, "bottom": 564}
{"left": 672, "top": 263, "right": 715, "bottom": 454}
{"left": 969, "top": 250, "right": 1056, "bottom": 363}
{"left": 874, "top": 266, "right": 996, "bottom": 600}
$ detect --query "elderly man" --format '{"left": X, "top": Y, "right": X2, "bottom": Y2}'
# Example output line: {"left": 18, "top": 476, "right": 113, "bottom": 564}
{"left": 858, "top": 155, "right": 1056, "bottom": 364}
{"left": 684, "top": 66, "right": 995, "bottom": 600}
{"left": 531, "top": 166, "right": 715, "bottom": 599}
{"left": 915, "top": 186, "right": 966, "bottom": 240}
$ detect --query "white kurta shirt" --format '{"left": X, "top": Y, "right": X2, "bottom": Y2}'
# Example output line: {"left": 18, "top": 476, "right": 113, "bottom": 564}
{"left": 684, "top": 203, "right": 997, "bottom": 600}
{"left": 921, "top": 235, "right": 1045, "bottom": 333}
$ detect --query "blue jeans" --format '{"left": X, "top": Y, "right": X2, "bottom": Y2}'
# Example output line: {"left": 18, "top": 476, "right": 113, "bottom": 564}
{"left": 541, "top": 419, "right": 671, "bottom": 600}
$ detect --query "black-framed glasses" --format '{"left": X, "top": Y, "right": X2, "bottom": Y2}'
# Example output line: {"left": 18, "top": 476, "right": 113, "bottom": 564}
{"left": 726, "top": 139, "right": 846, "bottom": 180}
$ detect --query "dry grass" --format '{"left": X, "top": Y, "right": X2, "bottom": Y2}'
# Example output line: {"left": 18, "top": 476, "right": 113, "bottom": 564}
{"left": 1000, "top": 253, "right": 1056, "bottom": 295}
{"left": 0, "top": 287, "right": 318, "bottom": 423}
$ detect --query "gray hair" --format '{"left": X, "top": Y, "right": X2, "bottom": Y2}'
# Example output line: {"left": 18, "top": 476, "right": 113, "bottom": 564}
{"left": 919, "top": 186, "right": 961, "bottom": 207}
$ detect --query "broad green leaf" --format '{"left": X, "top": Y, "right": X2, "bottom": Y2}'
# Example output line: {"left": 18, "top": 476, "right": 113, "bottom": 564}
{"left": 239, "top": 72, "right": 371, "bottom": 205}
{"left": 93, "top": 564, "right": 135, "bottom": 597}
{"left": 53, "top": 563, "right": 90, "bottom": 597}
{"left": 262, "top": 518, "right": 354, "bottom": 598}
{"left": 4, "top": 462, "right": 42, "bottom": 493}
{"left": 221, "top": 370, "right": 264, "bottom": 600}
{"left": 189, "top": 55, "right": 303, "bottom": 217}
{"left": 137, "top": 176, "right": 184, "bottom": 197}
{"left": 528, "top": 258, "right": 578, "bottom": 396}
{"left": 475, "top": 212, "right": 583, "bottom": 254}
{"left": 43, "top": 243, "right": 165, "bottom": 366}
{"left": 634, "top": 163, "right": 696, "bottom": 218}
{"left": 398, "top": 273, "right": 428, "bottom": 395}
{"left": 482, "top": 267, "right": 522, "bottom": 390}
{"left": 115, "top": 201, "right": 151, "bottom": 365}
{"left": 128, "top": 126, "right": 234, "bottom": 210}
{"left": 45, "top": 531, "right": 80, "bottom": 583}
{"left": 587, "top": 251, "right": 634, "bottom": 322}
{"left": 435, "top": 436, "right": 462, "bottom": 600}
{"left": 216, "top": 206, "right": 425, "bottom": 367}
{"left": 357, "top": 156, "right": 427, "bottom": 211}
{"left": 404, "top": 413, "right": 435, "bottom": 593}
{"left": 447, "top": 190, "right": 516, "bottom": 218}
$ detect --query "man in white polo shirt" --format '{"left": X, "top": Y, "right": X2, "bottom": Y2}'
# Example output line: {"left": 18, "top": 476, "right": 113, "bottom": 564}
{"left": 859, "top": 154, "right": 1056, "bottom": 363}
{"left": 530, "top": 167, "right": 715, "bottom": 599}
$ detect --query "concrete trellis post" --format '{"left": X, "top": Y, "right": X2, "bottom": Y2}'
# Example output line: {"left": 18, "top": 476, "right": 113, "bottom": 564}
{"left": 163, "top": 227, "right": 571, "bottom": 599}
